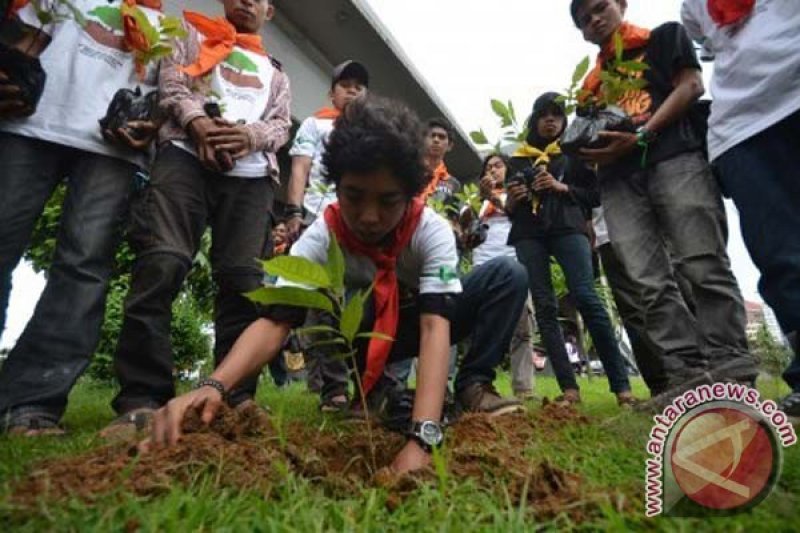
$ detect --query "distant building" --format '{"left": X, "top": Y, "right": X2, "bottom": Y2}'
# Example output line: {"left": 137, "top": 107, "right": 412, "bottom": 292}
{"left": 763, "top": 305, "right": 787, "bottom": 345}
{"left": 744, "top": 301, "right": 766, "bottom": 340}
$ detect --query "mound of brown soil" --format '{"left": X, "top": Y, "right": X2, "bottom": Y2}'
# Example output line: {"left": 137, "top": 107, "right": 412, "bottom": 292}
{"left": 10, "top": 403, "right": 607, "bottom": 521}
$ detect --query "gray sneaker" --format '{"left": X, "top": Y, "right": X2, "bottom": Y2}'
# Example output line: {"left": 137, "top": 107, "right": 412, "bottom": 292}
{"left": 457, "top": 382, "right": 523, "bottom": 417}
{"left": 637, "top": 369, "right": 713, "bottom": 414}
{"left": 778, "top": 391, "right": 800, "bottom": 424}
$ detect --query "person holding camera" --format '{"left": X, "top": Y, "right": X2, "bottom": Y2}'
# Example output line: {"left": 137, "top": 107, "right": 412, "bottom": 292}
{"left": 460, "top": 153, "right": 537, "bottom": 399}
{"left": 507, "top": 92, "right": 635, "bottom": 407}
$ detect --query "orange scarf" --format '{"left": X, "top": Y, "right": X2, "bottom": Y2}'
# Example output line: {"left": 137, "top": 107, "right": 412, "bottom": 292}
{"left": 8, "top": 0, "right": 28, "bottom": 17}
{"left": 420, "top": 162, "right": 450, "bottom": 202}
{"left": 481, "top": 187, "right": 506, "bottom": 220}
{"left": 323, "top": 198, "right": 425, "bottom": 394}
{"left": 582, "top": 22, "right": 651, "bottom": 98}
{"left": 707, "top": 0, "right": 754, "bottom": 27}
{"left": 180, "top": 10, "right": 267, "bottom": 78}
{"left": 121, "top": 0, "right": 163, "bottom": 79}
{"left": 314, "top": 107, "right": 341, "bottom": 120}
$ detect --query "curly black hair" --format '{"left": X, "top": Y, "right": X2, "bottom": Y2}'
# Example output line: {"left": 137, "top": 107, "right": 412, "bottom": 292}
{"left": 322, "top": 95, "right": 428, "bottom": 199}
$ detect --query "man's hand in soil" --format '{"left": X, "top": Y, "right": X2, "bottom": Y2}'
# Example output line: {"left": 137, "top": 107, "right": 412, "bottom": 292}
{"left": 0, "top": 70, "right": 31, "bottom": 119}
{"left": 533, "top": 171, "right": 568, "bottom": 194}
{"left": 188, "top": 116, "right": 225, "bottom": 172}
{"left": 579, "top": 131, "right": 638, "bottom": 167}
{"left": 391, "top": 439, "right": 431, "bottom": 474}
{"left": 105, "top": 120, "right": 159, "bottom": 152}
{"left": 139, "top": 386, "right": 223, "bottom": 451}
{"left": 207, "top": 117, "right": 253, "bottom": 160}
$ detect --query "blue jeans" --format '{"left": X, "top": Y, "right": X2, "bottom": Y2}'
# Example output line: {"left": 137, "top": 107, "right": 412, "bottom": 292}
{"left": 715, "top": 109, "right": 800, "bottom": 391}
{"left": 515, "top": 234, "right": 631, "bottom": 394}
{"left": 361, "top": 257, "right": 528, "bottom": 393}
{"left": 0, "top": 132, "right": 135, "bottom": 418}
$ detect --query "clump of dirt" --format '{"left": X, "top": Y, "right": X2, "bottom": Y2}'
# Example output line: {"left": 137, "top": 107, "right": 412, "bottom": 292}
{"left": 10, "top": 403, "right": 605, "bottom": 521}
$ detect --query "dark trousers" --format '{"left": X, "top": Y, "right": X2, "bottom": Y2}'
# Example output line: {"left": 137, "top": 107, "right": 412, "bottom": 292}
{"left": 602, "top": 151, "right": 750, "bottom": 375}
{"left": 515, "top": 234, "right": 631, "bottom": 394}
{"left": 715, "top": 110, "right": 800, "bottom": 391}
{"left": 111, "top": 145, "right": 274, "bottom": 413}
{"left": 599, "top": 243, "right": 669, "bottom": 394}
{"left": 0, "top": 133, "right": 135, "bottom": 418}
{"left": 355, "top": 257, "right": 528, "bottom": 394}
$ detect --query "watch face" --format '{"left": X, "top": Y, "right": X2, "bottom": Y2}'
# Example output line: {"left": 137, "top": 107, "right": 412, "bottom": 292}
{"left": 419, "top": 421, "right": 443, "bottom": 446}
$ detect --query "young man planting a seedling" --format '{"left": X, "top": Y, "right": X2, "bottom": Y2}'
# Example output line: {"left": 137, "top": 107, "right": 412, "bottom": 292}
{"left": 284, "top": 59, "right": 369, "bottom": 413}
{"left": 569, "top": 0, "right": 757, "bottom": 409}
{"left": 143, "top": 96, "right": 528, "bottom": 474}
{"left": 0, "top": 0, "right": 169, "bottom": 436}
{"left": 681, "top": 0, "right": 800, "bottom": 422}
{"left": 104, "top": 0, "right": 292, "bottom": 436}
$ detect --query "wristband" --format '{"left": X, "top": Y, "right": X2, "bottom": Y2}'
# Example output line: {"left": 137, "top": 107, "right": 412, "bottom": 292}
{"left": 196, "top": 378, "right": 228, "bottom": 401}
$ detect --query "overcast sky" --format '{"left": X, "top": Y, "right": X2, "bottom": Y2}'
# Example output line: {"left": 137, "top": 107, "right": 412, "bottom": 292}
{"left": 0, "top": 0, "right": 764, "bottom": 350}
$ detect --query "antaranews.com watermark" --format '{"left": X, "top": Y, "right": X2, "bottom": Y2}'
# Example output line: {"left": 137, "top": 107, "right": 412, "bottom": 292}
{"left": 645, "top": 382, "right": 797, "bottom": 517}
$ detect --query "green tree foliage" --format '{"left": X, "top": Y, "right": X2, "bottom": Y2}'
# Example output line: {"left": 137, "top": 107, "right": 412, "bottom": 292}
{"left": 751, "top": 322, "right": 791, "bottom": 378}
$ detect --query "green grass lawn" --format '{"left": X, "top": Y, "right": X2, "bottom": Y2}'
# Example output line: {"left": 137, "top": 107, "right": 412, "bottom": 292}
{"left": 0, "top": 374, "right": 797, "bottom": 532}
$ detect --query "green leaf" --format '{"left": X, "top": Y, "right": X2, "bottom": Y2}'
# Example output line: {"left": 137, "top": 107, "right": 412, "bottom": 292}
{"left": 309, "top": 338, "right": 348, "bottom": 351}
{"left": 325, "top": 234, "right": 345, "bottom": 291}
{"left": 355, "top": 332, "right": 394, "bottom": 342}
{"left": 261, "top": 255, "right": 331, "bottom": 289}
{"left": 469, "top": 129, "right": 489, "bottom": 145}
{"left": 225, "top": 50, "right": 259, "bottom": 73}
{"left": 613, "top": 32, "right": 624, "bottom": 62}
{"left": 294, "top": 324, "right": 340, "bottom": 337}
{"left": 616, "top": 60, "right": 649, "bottom": 72}
{"left": 491, "top": 99, "right": 511, "bottom": 127}
{"left": 572, "top": 56, "right": 591, "bottom": 85}
{"left": 508, "top": 100, "right": 516, "bottom": 124}
{"left": 127, "top": 5, "right": 159, "bottom": 48}
{"left": 339, "top": 291, "right": 367, "bottom": 345}
{"left": 88, "top": 6, "right": 122, "bottom": 31}
{"left": 245, "top": 286, "right": 333, "bottom": 313}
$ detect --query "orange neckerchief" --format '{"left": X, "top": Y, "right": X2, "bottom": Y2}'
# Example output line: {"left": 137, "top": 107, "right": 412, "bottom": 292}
{"left": 8, "top": 0, "right": 29, "bottom": 18}
{"left": 707, "top": 0, "right": 755, "bottom": 27}
{"left": 420, "top": 162, "right": 450, "bottom": 202}
{"left": 481, "top": 186, "right": 506, "bottom": 220}
{"left": 121, "top": 0, "right": 163, "bottom": 79}
{"left": 323, "top": 198, "right": 425, "bottom": 394}
{"left": 180, "top": 11, "right": 267, "bottom": 78}
{"left": 582, "top": 22, "right": 651, "bottom": 98}
{"left": 314, "top": 107, "right": 341, "bottom": 120}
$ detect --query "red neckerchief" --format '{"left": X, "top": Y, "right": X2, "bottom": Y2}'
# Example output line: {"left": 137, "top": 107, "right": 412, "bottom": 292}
{"left": 180, "top": 10, "right": 267, "bottom": 78}
{"left": 582, "top": 22, "right": 651, "bottom": 98}
{"left": 420, "top": 162, "right": 450, "bottom": 202}
{"left": 314, "top": 107, "right": 341, "bottom": 120}
{"left": 707, "top": 0, "right": 755, "bottom": 27}
{"left": 323, "top": 198, "right": 425, "bottom": 394}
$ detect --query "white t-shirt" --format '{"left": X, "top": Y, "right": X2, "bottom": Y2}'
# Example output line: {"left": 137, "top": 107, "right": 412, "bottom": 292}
{"left": 592, "top": 207, "right": 610, "bottom": 248}
{"left": 1, "top": 0, "right": 163, "bottom": 168}
{"left": 282, "top": 207, "right": 463, "bottom": 296}
{"left": 174, "top": 43, "right": 277, "bottom": 178}
{"left": 681, "top": 0, "right": 800, "bottom": 161}
{"left": 288, "top": 115, "right": 337, "bottom": 216}
{"left": 472, "top": 196, "right": 515, "bottom": 268}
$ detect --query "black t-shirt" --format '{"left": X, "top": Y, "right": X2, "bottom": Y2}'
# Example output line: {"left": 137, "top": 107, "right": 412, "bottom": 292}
{"left": 506, "top": 153, "right": 599, "bottom": 244}
{"left": 601, "top": 22, "right": 704, "bottom": 178}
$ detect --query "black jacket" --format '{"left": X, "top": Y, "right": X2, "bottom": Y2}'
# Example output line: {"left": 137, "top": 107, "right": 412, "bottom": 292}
{"left": 506, "top": 153, "right": 598, "bottom": 244}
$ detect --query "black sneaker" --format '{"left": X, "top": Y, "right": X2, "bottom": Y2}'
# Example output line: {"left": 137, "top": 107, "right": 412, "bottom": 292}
{"left": 708, "top": 354, "right": 760, "bottom": 385}
{"left": 637, "top": 369, "right": 713, "bottom": 414}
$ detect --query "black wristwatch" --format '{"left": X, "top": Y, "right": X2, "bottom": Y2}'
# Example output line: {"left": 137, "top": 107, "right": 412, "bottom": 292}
{"left": 407, "top": 420, "right": 444, "bottom": 453}
{"left": 196, "top": 378, "right": 228, "bottom": 402}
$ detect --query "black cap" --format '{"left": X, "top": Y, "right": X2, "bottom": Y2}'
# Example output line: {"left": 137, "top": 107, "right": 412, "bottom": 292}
{"left": 331, "top": 60, "right": 369, "bottom": 89}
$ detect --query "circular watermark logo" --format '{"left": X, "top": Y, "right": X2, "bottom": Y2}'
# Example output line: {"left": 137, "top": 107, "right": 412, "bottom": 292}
{"left": 670, "top": 405, "right": 779, "bottom": 512}
{"left": 644, "top": 383, "right": 796, "bottom": 518}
